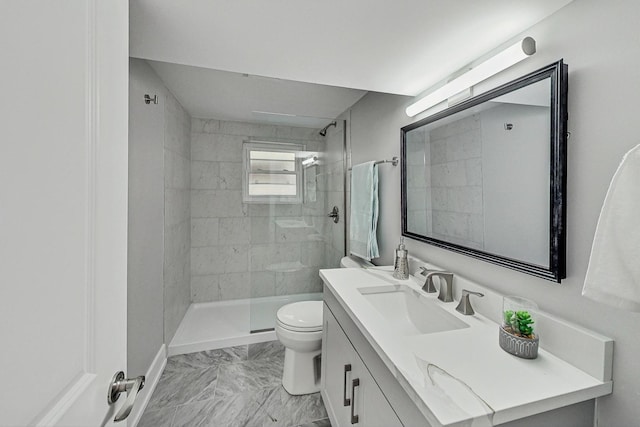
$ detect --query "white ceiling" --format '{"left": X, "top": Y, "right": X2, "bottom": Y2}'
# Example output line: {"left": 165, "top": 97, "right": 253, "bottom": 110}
{"left": 131, "top": 0, "right": 574, "bottom": 127}
{"left": 147, "top": 60, "right": 366, "bottom": 127}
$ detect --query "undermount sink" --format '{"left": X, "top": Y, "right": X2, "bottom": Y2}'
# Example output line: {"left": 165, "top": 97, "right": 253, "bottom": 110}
{"left": 358, "top": 285, "right": 469, "bottom": 336}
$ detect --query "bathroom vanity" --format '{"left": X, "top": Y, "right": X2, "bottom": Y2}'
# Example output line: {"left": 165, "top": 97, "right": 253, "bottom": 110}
{"left": 320, "top": 266, "right": 612, "bottom": 427}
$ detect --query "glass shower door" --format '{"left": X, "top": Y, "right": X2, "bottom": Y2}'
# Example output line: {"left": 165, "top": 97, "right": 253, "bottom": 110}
{"left": 249, "top": 120, "right": 346, "bottom": 333}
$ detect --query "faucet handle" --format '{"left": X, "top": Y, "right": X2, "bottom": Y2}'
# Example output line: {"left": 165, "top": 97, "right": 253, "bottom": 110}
{"left": 455, "top": 289, "right": 484, "bottom": 315}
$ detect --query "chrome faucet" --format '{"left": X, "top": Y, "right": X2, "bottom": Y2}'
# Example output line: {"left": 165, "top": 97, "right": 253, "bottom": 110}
{"left": 418, "top": 267, "right": 437, "bottom": 293}
{"left": 455, "top": 289, "right": 484, "bottom": 315}
{"left": 419, "top": 268, "right": 454, "bottom": 302}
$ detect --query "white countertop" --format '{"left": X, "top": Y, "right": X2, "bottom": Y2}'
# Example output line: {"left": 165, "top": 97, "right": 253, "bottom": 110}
{"left": 320, "top": 267, "right": 613, "bottom": 426}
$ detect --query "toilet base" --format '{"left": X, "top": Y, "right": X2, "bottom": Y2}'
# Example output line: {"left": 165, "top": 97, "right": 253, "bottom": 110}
{"left": 281, "top": 347, "right": 322, "bottom": 395}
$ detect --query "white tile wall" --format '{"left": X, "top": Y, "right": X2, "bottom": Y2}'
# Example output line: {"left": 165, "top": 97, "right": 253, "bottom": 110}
{"left": 428, "top": 114, "right": 484, "bottom": 248}
{"left": 191, "top": 118, "right": 220, "bottom": 134}
{"left": 218, "top": 162, "right": 242, "bottom": 190}
{"left": 163, "top": 91, "right": 192, "bottom": 344}
{"left": 191, "top": 245, "right": 249, "bottom": 275}
{"left": 250, "top": 271, "right": 276, "bottom": 298}
{"left": 190, "top": 274, "right": 220, "bottom": 302}
{"left": 164, "top": 150, "right": 191, "bottom": 189}
{"left": 191, "top": 189, "right": 247, "bottom": 218}
{"left": 406, "top": 128, "right": 432, "bottom": 235}
{"left": 189, "top": 118, "right": 334, "bottom": 302}
{"left": 250, "top": 217, "right": 276, "bottom": 244}
{"left": 191, "top": 133, "right": 244, "bottom": 162}
{"left": 191, "top": 161, "right": 219, "bottom": 190}
{"left": 219, "top": 217, "right": 251, "bottom": 244}
{"left": 248, "top": 243, "right": 301, "bottom": 272}
{"left": 218, "top": 272, "right": 251, "bottom": 300}
{"left": 275, "top": 267, "right": 322, "bottom": 296}
{"left": 191, "top": 218, "right": 219, "bottom": 247}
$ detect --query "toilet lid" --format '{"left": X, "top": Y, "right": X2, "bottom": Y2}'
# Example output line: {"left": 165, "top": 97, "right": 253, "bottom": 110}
{"left": 276, "top": 301, "right": 323, "bottom": 331}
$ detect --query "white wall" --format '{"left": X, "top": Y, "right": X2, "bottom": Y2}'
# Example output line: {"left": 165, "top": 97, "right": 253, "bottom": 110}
{"left": 346, "top": 0, "right": 640, "bottom": 425}
{"left": 349, "top": 92, "right": 410, "bottom": 254}
{"left": 162, "top": 72, "right": 192, "bottom": 345}
{"left": 128, "top": 59, "right": 192, "bottom": 375}
{"left": 128, "top": 59, "right": 165, "bottom": 376}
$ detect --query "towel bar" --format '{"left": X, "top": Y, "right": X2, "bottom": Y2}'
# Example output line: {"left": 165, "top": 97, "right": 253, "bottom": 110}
{"left": 348, "top": 156, "right": 398, "bottom": 171}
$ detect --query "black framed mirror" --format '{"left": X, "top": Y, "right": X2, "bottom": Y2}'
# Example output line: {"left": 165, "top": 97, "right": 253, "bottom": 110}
{"left": 401, "top": 60, "right": 568, "bottom": 282}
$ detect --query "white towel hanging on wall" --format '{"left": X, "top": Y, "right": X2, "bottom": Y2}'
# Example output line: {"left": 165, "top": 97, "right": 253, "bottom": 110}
{"left": 582, "top": 143, "right": 640, "bottom": 311}
{"left": 349, "top": 161, "right": 379, "bottom": 261}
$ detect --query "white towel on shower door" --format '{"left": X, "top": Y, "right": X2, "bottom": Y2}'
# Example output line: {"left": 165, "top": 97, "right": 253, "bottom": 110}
{"left": 582, "top": 143, "right": 640, "bottom": 311}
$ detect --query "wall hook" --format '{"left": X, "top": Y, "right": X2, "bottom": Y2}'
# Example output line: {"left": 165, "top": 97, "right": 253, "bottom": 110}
{"left": 144, "top": 94, "right": 158, "bottom": 105}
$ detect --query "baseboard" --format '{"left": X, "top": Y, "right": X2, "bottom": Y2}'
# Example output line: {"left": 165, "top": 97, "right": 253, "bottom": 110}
{"left": 127, "top": 344, "right": 167, "bottom": 427}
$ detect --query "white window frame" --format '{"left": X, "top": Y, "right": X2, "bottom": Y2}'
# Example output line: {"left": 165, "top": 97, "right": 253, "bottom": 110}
{"left": 242, "top": 141, "right": 304, "bottom": 204}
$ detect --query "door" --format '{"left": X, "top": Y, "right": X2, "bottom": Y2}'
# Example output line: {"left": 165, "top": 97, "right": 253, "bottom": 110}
{"left": 0, "top": 1, "right": 130, "bottom": 425}
{"left": 351, "top": 362, "right": 403, "bottom": 427}
{"left": 322, "top": 306, "right": 403, "bottom": 427}
{"left": 322, "top": 305, "right": 357, "bottom": 426}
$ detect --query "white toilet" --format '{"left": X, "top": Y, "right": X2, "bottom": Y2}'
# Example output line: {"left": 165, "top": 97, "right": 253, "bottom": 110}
{"left": 275, "top": 255, "right": 373, "bottom": 395}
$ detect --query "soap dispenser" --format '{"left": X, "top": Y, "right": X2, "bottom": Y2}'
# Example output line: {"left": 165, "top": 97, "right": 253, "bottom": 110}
{"left": 393, "top": 238, "right": 409, "bottom": 280}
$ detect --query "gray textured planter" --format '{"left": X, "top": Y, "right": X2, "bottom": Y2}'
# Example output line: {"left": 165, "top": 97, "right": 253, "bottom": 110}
{"left": 499, "top": 326, "right": 539, "bottom": 359}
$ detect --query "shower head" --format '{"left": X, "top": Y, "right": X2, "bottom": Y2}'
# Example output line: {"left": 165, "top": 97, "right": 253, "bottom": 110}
{"left": 319, "top": 121, "right": 337, "bottom": 136}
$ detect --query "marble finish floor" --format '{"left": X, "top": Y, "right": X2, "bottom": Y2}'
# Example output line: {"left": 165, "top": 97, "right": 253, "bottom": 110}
{"left": 139, "top": 341, "right": 331, "bottom": 427}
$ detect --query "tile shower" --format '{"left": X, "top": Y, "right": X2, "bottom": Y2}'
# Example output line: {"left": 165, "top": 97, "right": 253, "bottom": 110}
{"left": 405, "top": 114, "right": 484, "bottom": 250}
{"left": 167, "top": 118, "right": 347, "bottom": 354}
{"left": 190, "top": 119, "right": 326, "bottom": 302}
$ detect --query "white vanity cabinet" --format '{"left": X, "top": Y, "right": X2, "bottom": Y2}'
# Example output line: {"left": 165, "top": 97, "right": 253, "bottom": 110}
{"left": 322, "top": 303, "right": 403, "bottom": 427}
{"left": 320, "top": 269, "right": 608, "bottom": 427}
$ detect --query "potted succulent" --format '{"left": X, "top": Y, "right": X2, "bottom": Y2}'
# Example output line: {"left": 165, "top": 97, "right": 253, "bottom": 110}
{"left": 499, "top": 296, "right": 539, "bottom": 359}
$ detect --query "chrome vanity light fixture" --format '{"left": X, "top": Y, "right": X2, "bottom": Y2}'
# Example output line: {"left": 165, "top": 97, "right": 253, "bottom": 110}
{"left": 405, "top": 37, "right": 537, "bottom": 117}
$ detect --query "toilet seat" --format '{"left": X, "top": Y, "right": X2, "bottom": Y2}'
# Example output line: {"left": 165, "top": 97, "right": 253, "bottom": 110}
{"left": 276, "top": 301, "right": 323, "bottom": 332}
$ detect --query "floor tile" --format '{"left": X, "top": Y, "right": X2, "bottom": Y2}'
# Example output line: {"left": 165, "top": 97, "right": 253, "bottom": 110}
{"left": 215, "top": 358, "right": 284, "bottom": 399}
{"left": 248, "top": 340, "right": 285, "bottom": 361}
{"left": 172, "top": 390, "right": 269, "bottom": 427}
{"left": 293, "top": 418, "right": 332, "bottom": 427}
{"left": 147, "top": 366, "right": 218, "bottom": 410}
{"left": 258, "top": 386, "right": 328, "bottom": 426}
{"left": 165, "top": 345, "right": 248, "bottom": 373}
{"left": 140, "top": 342, "right": 328, "bottom": 427}
{"left": 137, "top": 406, "right": 176, "bottom": 427}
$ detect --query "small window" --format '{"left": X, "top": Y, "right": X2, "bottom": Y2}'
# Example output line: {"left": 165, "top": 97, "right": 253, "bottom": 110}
{"left": 242, "top": 142, "right": 303, "bottom": 204}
